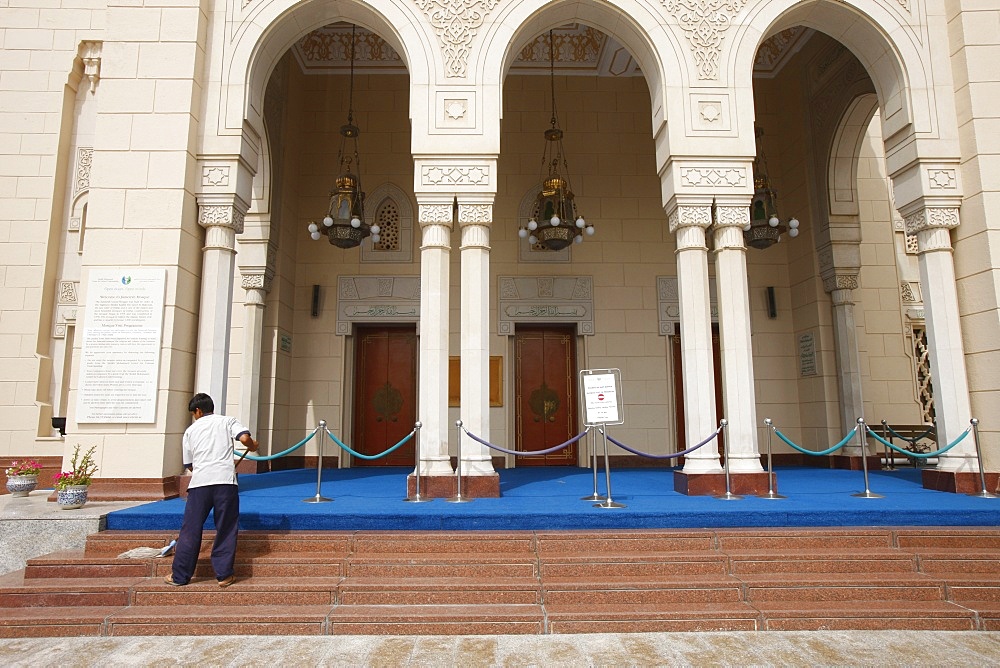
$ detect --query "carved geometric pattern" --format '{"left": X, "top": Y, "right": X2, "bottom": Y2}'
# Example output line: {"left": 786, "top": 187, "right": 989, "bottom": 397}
{"left": 421, "top": 165, "right": 490, "bottom": 186}
{"left": 822, "top": 275, "right": 859, "bottom": 293}
{"left": 198, "top": 204, "right": 245, "bottom": 233}
{"left": 74, "top": 148, "right": 92, "bottom": 197}
{"left": 517, "top": 26, "right": 605, "bottom": 64}
{"left": 58, "top": 281, "right": 78, "bottom": 305}
{"left": 912, "top": 326, "right": 935, "bottom": 424}
{"left": 680, "top": 167, "right": 746, "bottom": 188}
{"left": 927, "top": 169, "right": 957, "bottom": 189}
{"left": 668, "top": 205, "right": 712, "bottom": 233}
{"left": 664, "top": 0, "right": 749, "bottom": 80}
{"left": 753, "top": 27, "right": 808, "bottom": 75}
{"left": 296, "top": 25, "right": 402, "bottom": 66}
{"left": 904, "top": 228, "right": 919, "bottom": 254}
{"left": 414, "top": 0, "right": 501, "bottom": 78}
{"left": 418, "top": 204, "right": 453, "bottom": 224}
{"left": 373, "top": 199, "right": 400, "bottom": 251}
{"left": 497, "top": 276, "right": 594, "bottom": 335}
{"left": 202, "top": 166, "right": 230, "bottom": 187}
{"left": 336, "top": 276, "right": 421, "bottom": 335}
{"left": 903, "top": 207, "right": 960, "bottom": 235}
{"left": 714, "top": 205, "right": 748, "bottom": 227}
{"left": 900, "top": 282, "right": 916, "bottom": 303}
{"left": 458, "top": 204, "right": 492, "bottom": 224}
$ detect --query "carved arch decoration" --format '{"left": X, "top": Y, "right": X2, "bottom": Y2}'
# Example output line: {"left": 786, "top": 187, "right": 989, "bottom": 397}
{"left": 729, "top": 0, "right": 939, "bottom": 149}
{"left": 477, "top": 0, "right": 677, "bottom": 136}
{"left": 222, "top": 0, "right": 435, "bottom": 141}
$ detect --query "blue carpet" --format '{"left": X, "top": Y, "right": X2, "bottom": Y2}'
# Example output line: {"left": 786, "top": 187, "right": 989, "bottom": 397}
{"left": 105, "top": 466, "right": 1000, "bottom": 531}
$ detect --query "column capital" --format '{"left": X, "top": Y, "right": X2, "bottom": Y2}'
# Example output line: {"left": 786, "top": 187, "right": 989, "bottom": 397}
{"left": 822, "top": 274, "right": 859, "bottom": 295}
{"left": 457, "top": 201, "right": 492, "bottom": 226}
{"left": 197, "top": 195, "right": 247, "bottom": 234}
{"left": 902, "top": 206, "right": 959, "bottom": 254}
{"left": 667, "top": 203, "right": 712, "bottom": 234}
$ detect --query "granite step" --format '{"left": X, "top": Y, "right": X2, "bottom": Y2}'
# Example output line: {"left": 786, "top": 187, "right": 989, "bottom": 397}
{"left": 338, "top": 576, "right": 541, "bottom": 605}
{"left": 541, "top": 576, "right": 744, "bottom": 605}
{"left": 131, "top": 576, "right": 342, "bottom": 606}
{"left": 544, "top": 602, "right": 763, "bottom": 633}
{"left": 345, "top": 553, "right": 539, "bottom": 579}
{"left": 539, "top": 552, "right": 729, "bottom": 578}
{"left": 0, "top": 606, "right": 124, "bottom": 637}
{"left": 24, "top": 551, "right": 157, "bottom": 579}
{"left": 753, "top": 600, "right": 979, "bottom": 631}
{"left": 326, "top": 603, "right": 545, "bottom": 635}
{"left": 0, "top": 573, "right": 142, "bottom": 608}
{"left": 727, "top": 549, "right": 918, "bottom": 575}
{"left": 104, "top": 604, "right": 334, "bottom": 636}
{"left": 740, "top": 574, "right": 948, "bottom": 602}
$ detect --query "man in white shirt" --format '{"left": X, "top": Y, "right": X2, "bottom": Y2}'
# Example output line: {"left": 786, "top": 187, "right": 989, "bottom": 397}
{"left": 165, "top": 393, "right": 258, "bottom": 587}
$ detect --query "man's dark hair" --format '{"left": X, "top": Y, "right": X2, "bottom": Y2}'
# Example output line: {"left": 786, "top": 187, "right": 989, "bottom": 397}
{"left": 188, "top": 393, "right": 214, "bottom": 414}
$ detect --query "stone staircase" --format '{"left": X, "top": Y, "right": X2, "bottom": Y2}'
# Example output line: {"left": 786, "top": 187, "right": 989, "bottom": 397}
{"left": 1, "top": 528, "right": 999, "bottom": 636}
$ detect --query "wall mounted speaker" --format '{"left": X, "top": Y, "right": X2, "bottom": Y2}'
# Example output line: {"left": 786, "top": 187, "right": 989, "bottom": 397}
{"left": 766, "top": 286, "right": 777, "bottom": 319}
{"left": 311, "top": 285, "right": 320, "bottom": 317}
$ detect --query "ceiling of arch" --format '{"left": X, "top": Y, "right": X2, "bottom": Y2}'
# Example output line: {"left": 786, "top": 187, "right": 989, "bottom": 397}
{"left": 292, "top": 23, "right": 811, "bottom": 78}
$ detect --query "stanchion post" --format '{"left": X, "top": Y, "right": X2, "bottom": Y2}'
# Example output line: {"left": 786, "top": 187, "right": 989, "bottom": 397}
{"left": 880, "top": 420, "right": 895, "bottom": 470}
{"left": 303, "top": 420, "right": 333, "bottom": 503}
{"left": 581, "top": 429, "right": 606, "bottom": 502}
{"left": 969, "top": 418, "right": 998, "bottom": 498}
{"left": 447, "top": 419, "right": 472, "bottom": 503}
{"left": 851, "top": 417, "right": 883, "bottom": 498}
{"left": 761, "top": 418, "right": 786, "bottom": 500}
{"left": 404, "top": 421, "right": 431, "bottom": 503}
{"left": 715, "top": 419, "right": 742, "bottom": 501}
{"left": 594, "top": 424, "right": 625, "bottom": 509}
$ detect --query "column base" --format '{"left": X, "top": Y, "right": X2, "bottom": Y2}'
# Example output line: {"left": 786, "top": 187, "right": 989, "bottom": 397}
{"left": 922, "top": 469, "right": 999, "bottom": 495}
{"left": 829, "top": 455, "right": 882, "bottom": 471}
{"left": 407, "top": 473, "right": 501, "bottom": 499}
{"left": 673, "top": 471, "right": 774, "bottom": 496}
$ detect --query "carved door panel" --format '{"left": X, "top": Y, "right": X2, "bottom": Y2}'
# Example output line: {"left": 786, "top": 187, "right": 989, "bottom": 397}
{"left": 672, "top": 324, "right": 724, "bottom": 459}
{"left": 353, "top": 327, "right": 417, "bottom": 466}
{"left": 514, "top": 326, "right": 577, "bottom": 466}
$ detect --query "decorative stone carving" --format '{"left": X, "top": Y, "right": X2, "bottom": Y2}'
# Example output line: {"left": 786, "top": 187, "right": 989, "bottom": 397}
{"left": 680, "top": 167, "right": 746, "bottom": 188}
{"left": 421, "top": 165, "right": 490, "bottom": 186}
{"left": 336, "top": 276, "right": 421, "bottom": 335}
{"left": 58, "top": 281, "right": 78, "bottom": 305}
{"left": 296, "top": 26, "right": 402, "bottom": 67}
{"left": 664, "top": 0, "right": 749, "bottom": 80}
{"left": 458, "top": 204, "right": 491, "bottom": 224}
{"left": 414, "top": 0, "right": 501, "bottom": 78}
{"left": 927, "top": 169, "right": 957, "bottom": 190}
{"left": 74, "top": 148, "right": 92, "bottom": 198}
{"left": 497, "top": 276, "right": 594, "bottom": 335}
{"left": 667, "top": 205, "right": 712, "bottom": 233}
{"left": 714, "top": 205, "right": 748, "bottom": 228}
{"left": 900, "top": 282, "right": 917, "bottom": 303}
{"left": 418, "top": 204, "right": 453, "bottom": 225}
{"left": 753, "top": 27, "right": 808, "bottom": 74}
{"left": 658, "top": 276, "right": 718, "bottom": 335}
{"left": 198, "top": 204, "right": 245, "bottom": 233}
{"left": 903, "top": 207, "right": 960, "bottom": 235}
{"left": 445, "top": 100, "right": 467, "bottom": 120}
{"left": 822, "top": 275, "right": 859, "bottom": 293}
{"left": 80, "top": 41, "right": 101, "bottom": 92}
{"left": 202, "top": 166, "right": 230, "bottom": 187}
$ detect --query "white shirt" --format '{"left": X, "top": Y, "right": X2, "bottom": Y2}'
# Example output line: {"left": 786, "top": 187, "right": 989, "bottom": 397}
{"left": 182, "top": 413, "right": 250, "bottom": 489}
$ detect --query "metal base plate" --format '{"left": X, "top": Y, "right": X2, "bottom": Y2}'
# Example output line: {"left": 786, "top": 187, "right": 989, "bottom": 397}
{"left": 715, "top": 492, "right": 743, "bottom": 501}
{"left": 761, "top": 492, "right": 787, "bottom": 500}
{"left": 580, "top": 494, "right": 607, "bottom": 502}
{"left": 968, "top": 490, "right": 998, "bottom": 498}
{"left": 851, "top": 491, "right": 884, "bottom": 498}
{"left": 446, "top": 496, "right": 473, "bottom": 503}
{"left": 303, "top": 496, "right": 333, "bottom": 503}
{"left": 403, "top": 496, "right": 434, "bottom": 503}
{"left": 593, "top": 500, "right": 626, "bottom": 509}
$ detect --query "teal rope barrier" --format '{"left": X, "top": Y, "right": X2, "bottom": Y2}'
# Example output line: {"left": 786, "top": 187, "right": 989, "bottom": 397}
{"left": 235, "top": 429, "right": 317, "bottom": 462}
{"left": 772, "top": 425, "right": 857, "bottom": 457}
{"left": 867, "top": 426, "right": 968, "bottom": 459}
{"left": 328, "top": 427, "right": 416, "bottom": 461}
{"left": 882, "top": 422, "right": 935, "bottom": 444}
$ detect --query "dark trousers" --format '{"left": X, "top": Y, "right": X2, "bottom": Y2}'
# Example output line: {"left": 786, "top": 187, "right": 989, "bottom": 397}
{"left": 171, "top": 484, "right": 240, "bottom": 583}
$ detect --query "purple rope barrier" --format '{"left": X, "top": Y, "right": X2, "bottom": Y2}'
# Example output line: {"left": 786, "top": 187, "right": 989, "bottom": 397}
{"left": 462, "top": 426, "right": 591, "bottom": 456}
{"left": 600, "top": 425, "right": 722, "bottom": 459}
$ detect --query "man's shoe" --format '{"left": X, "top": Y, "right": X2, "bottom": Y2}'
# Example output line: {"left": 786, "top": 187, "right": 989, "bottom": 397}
{"left": 218, "top": 575, "right": 236, "bottom": 588}
{"left": 163, "top": 574, "right": 186, "bottom": 586}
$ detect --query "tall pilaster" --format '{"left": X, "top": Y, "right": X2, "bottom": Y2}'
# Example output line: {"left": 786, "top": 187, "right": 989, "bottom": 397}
{"left": 669, "top": 203, "right": 722, "bottom": 473}
{"left": 712, "top": 202, "right": 763, "bottom": 472}
{"left": 194, "top": 196, "right": 246, "bottom": 413}
{"left": 823, "top": 272, "right": 865, "bottom": 450}
{"left": 904, "top": 206, "right": 976, "bottom": 471}
{"left": 416, "top": 197, "right": 455, "bottom": 477}
{"left": 458, "top": 199, "right": 494, "bottom": 476}
{"left": 237, "top": 239, "right": 276, "bottom": 438}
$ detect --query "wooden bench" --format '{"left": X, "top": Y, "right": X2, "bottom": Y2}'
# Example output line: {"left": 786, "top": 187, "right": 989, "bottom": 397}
{"left": 878, "top": 422, "right": 936, "bottom": 468}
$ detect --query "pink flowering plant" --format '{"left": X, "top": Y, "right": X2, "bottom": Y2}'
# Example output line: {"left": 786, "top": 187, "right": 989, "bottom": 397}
{"left": 53, "top": 445, "right": 98, "bottom": 490}
{"left": 5, "top": 459, "right": 41, "bottom": 477}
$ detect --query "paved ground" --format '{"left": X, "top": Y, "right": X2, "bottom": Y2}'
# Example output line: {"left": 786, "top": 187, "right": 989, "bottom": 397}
{"left": 2, "top": 631, "right": 1000, "bottom": 666}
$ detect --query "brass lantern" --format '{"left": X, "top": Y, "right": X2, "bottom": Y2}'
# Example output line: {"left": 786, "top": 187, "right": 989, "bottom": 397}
{"left": 743, "top": 127, "right": 799, "bottom": 250}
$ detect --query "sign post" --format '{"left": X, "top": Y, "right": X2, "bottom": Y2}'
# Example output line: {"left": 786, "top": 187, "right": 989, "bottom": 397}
{"left": 580, "top": 369, "right": 625, "bottom": 509}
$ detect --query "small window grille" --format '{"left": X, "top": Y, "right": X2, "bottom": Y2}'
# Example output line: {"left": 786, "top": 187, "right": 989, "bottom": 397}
{"left": 913, "top": 326, "right": 935, "bottom": 423}
{"left": 373, "top": 199, "right": 400, "bottom": 251}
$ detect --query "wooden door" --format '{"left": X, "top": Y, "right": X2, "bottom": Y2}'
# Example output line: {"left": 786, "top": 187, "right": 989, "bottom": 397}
{"left": 672, "top": 324, "right": 725, "bottom": 458}
{"left": 353, "top": 327, "right": 417, "bottom": 466}
{"left": 514, "top": 326, "right": 578, "bottom": 466}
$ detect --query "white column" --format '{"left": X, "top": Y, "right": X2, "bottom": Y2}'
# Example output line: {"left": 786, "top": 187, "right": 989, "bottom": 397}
{"left": 906, "top": 206, "right": 977, "bottom": 471}
{"left": 670, "top": 203, "right": 722, "bottom": 472}
{"left": 712, "top": 204, "right": 763, "bottom": 472}
{"left": 417, "top": 199, "right": 455, "bottom": 476}
{"left": 458, "top": 200, "right": 494, "bottom": 475}
{"left": 236, "top": 239, "right": 275, "bottom": 437}
{"left": 194, "top": 200, "right": 244, "bottom": 412}
{"left": 824, "top": 276, "right": 866, "bottom": 449}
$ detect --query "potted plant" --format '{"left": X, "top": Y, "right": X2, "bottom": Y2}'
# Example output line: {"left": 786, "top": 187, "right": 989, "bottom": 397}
{"left": 53, "top": 445, "right": 98, "bottom": 509}
{"left": 5, "top": 459, "right": 41, "bottom": 497}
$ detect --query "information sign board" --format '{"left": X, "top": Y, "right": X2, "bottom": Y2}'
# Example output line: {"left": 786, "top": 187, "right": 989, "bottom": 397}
{"left": 580, "top": 368, "right": 624, "bottom": 426}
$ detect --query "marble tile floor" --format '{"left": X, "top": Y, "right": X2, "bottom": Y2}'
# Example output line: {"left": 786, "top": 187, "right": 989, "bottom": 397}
{"left": 2, "top": 630, "right": 999, "bottom": 666}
